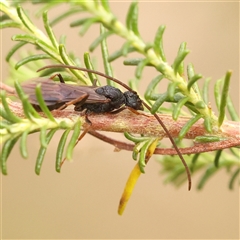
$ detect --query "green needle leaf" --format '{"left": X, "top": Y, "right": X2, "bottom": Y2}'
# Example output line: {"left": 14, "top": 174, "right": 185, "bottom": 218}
{"left": 178, "top": 114, "right": 202, "bottom": 140}
{"left": 135, "top": 58, "right": 149, "bottom": 79}
{"left": 218, "top": 71, "right": 232, "bottom": 127}
{"left": 190, "top": 153, "right": 200, "bottom": 172}
{"left": 124, "top": 132, "right": 150, "bottom": 143}
{"left": 12, "top": 34, "right": 38, "bottom": 44}
{"left": 20, "top": 130, "right": 29, "bottom": 159}
{"left": 151, "top": 92, "right": 168, "bottom": 114}
{"left": 100, "top": 25, "right": 115, "bottom": 86}
{"left": 0, "top": 106, "right": 12, "bottom": 123}
{"left": 172, "top": 42, "right": 190, "bottom": 75}
{"left": 0, "top": 20, "right": 21, "bottom": 29}
{"left": 124, "top": 58, "right": 145, "bottom": 66}
{"left": 0, "top": 120, "right": 12, "bottom": 131}
{"left": 89, "top": 30, "right": 113, "bottom": 52}
{"left": 132, "top": 146, "right": 139, "bottom": 161}
{"left": 186, "top": 64, "right": 202, "bottom": 98}
{"left": 187, "top": 74, "right": 202, "bottom": 91}
{"left": 35, "top": 39, "right": 60, "bottom": 60}
{"left": 22, "top": 97, "right": 37, "bottom": 121}
{"left": 0, "top": 91, "right": 21, "bottom": 123}
{"left": 35, "top": 129, "right": 58, "bottom": 175}
{"left": 58, "top": 44, "right": 75, "bottom": 65}
{"left": 50, "top": 8, "right": 81, "bottom": 26}
{"left": 0, "top": 14, "right": 10, "bottom": 22}
{"left": 194, "top": 136, "right": 224, "bottom": 143}
{"left": 56, "top": 129, "right": 71, "bottom": 173}
{"left": 100, "top": 0, "right": 111, "bottom": 12}
{"left": 167, "top": 82, "right": 179, "bottom": 101}
{"left": 17, "top": 86, "right": 40, "bottom": 119}
{"left": 138, "top": 140, "right": 152, "bottom": 173}
{"left": 195, "top": 101, "right": 206, "bottom": 109}
{"left": 59, "top": 35, "right": 66, "bottom": 45}
{"left": 40, "top": 127, "right": 48, "bottom": 148}
{"left": 177, "top": 42, "right": 187, "bottom": 75}
{"left": 144, "top": 75, "right": 164, "bottom": 100}
{"left": 1, "top": 137, "right": 20, "bottom": 175}
{"left": 132, "top": 141, "right": 147, "bottom": 161}
{"left": 122, "top": 43, "right": 134, "bottom": 56}
{"left": 214, "top": 150, "right": 222, "bottom": 168}
{"left": 227, "top": 96, "right": 240, "bottom": 121}
{"left": 172, "top": 96, "right": 189, "bottom": 120}
{"left": 6, "top": 42, "right": 27, "bottom": 61}
{"left": 59, "top": 44, "right": 91, "bottom": 85}
{"left": 83, "top": 52, "right": 99, "bottom": 85}
{"left": 153, "top": 25, "right": 166, "bottom": 61}
{"left": 198, "top": 165, "right": 217, "bottom": 189}
{"left": 126, "top": 1, "right": 140, "bottom": 37}
{"left": 35, "top": 84, "right": 56, "bottom": 122}
{"left": 187, "top": 63, "right": 195, "bottom": 80}
{"left": 202, "top": 78, "right": 211, "bottom": 104}
{"left": 65, "top": 120, "right": 81, "bottom": 161}
{"left": 15, "top": 54, "right": 51, "bottom": 69}
{"left": 229, "top": 168, "right": 240, "bottom": 190}
{"left": 43, "top": 11, "right": 58, "bottom": 49}
{"left": 79, "top": 18, "right": 99, "bottom": 36}
{"left": 204, "top": 117, "right": 212, "bottom": 133}
{"left": 70, "top": 17, "right": 93, "bottom": 27}
{"left": 17, "top": 5, "right": 35, "bottom": 33}
{"left": 214, "top": 78, "right": 222, "bottom": 111}
{"left": 108, "top": 45, "right": 136, "bottom": 62}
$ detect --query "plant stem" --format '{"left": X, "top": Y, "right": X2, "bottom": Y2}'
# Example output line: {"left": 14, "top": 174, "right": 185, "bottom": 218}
{"left": 2, "top": 99, "right": 239, "bottom": 154}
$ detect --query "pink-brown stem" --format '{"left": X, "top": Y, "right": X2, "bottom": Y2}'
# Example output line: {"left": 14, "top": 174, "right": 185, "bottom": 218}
{"left": 3, "top": 100, "right": 240, "bottom": 155}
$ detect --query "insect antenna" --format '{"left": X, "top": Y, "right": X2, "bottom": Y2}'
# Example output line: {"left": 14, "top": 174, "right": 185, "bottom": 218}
{"left": 37, "top": 65, "right": 134, "bottom": 92}
{"left": 37, "top": 64, "right": 191, "bottom": 190}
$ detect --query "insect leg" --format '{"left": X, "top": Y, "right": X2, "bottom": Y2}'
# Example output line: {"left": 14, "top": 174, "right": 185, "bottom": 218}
{"left": 110, "top": 106, "right": 127, "bottom": 114}
{"left": 125, "top": 107, "right": 150, "bottom": 117}
{"left": 76, "top": 120, "right": 91, "bottom": 146}
{"left": 110, "top": 106, "right": 150, "bottom": 117}
{"left": 57, "top": 93, "right": 89, "bottom": 110}
{"left": 50, "top": 73, "right": 65, "bottom": 83}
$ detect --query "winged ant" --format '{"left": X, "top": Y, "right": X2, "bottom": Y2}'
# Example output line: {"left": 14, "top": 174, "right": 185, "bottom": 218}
{"left": 16, "top": 73, "right": 144, "bottom": 114}
{"left": 1, "top": 64, "right": 192, "bottom": 190}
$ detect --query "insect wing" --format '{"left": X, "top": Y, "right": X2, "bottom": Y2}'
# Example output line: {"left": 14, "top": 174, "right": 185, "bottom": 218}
{"left": 21, "top": 78, "right": 109, "bottom": 106}
{"left": 21, "top": 78, "right": 65, "bottom": 105}
{"left": 67, "top": 85, "right": 110, "bottom": 104}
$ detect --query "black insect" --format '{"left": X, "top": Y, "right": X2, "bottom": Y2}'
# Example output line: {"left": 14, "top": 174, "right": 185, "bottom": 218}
{"left": 36, "top": 64, "right": 191, "bottom": 191}
{"left": 18, "top": 74, "right": 143, "bottom": 114}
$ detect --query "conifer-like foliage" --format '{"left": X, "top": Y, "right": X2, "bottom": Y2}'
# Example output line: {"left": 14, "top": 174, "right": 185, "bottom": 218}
{"left": 0, "top": 0, "right": 239, "bottom": 213}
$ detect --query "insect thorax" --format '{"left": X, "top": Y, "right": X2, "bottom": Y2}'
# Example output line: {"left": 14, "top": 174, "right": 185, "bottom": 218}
{"left": 74, "top": 85, "right": 126, "bottom": 113}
